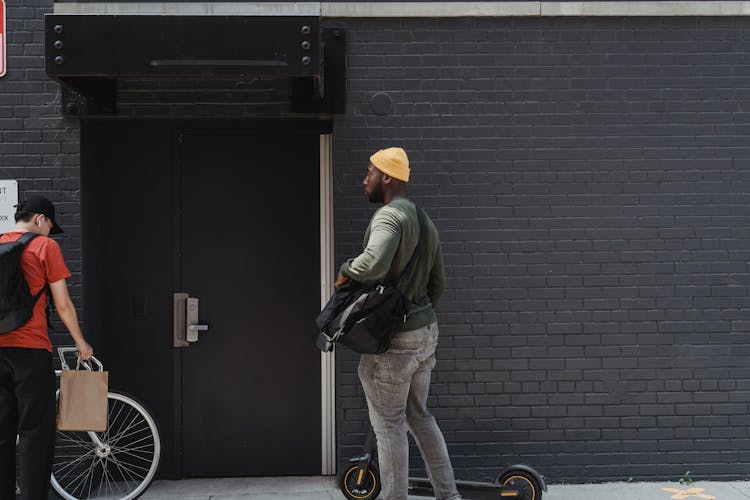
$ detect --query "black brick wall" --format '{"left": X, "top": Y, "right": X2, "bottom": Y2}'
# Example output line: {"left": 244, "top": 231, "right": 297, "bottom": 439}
{"left": 1, "top": 0, "right": 82, "bottom": 348}
{"left": 333, "top": 17, "right": 750, "bottom": 483}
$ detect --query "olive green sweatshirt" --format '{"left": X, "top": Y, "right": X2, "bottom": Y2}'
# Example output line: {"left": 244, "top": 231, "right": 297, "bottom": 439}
{"left": 340, "top": 197, "right": 446, "bottom": 332}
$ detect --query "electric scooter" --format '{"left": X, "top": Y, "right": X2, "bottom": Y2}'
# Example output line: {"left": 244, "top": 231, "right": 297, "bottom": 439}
{"left": 339, "top": 426, "right": 547, "bottom": 500}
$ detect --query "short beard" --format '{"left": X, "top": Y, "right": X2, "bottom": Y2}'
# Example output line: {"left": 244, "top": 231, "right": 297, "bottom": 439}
{"left": 367, "top": 181, "right": 385, "bottom": 203}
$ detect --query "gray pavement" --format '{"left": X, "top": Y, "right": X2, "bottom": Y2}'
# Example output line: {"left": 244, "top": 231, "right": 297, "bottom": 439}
{"left": 141, "top": 476, "right": 750, "bottom": 500}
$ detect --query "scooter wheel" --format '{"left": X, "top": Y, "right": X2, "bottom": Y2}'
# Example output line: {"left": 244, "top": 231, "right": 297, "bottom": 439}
{"left": 338, "top": 462, "right": 382, "bottom": 500}
{"left": 496, "top": 469, "right": 543, "bottom": 500}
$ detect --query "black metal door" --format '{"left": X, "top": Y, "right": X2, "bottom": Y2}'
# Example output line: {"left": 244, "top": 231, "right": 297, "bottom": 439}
{"left": 82, "top": 120, "right": 178, "bottom": 477}
{"left": 178, "top": 130, "right": 321, "bottom": 477}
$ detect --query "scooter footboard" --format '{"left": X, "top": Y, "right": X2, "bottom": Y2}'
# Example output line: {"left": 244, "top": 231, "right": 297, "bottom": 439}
{"left": 408, "top": 477, "right": 521, "bottom": 500}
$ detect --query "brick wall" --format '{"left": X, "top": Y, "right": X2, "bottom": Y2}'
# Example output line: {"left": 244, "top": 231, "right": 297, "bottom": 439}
{"left": 333, "top": 16, "right": 750, "bottom": 483}
{"left": 7, "top": 0, "right": 750, "bottom": 483}
{"left": 1, "top": 0, "right": 81, "bottom": 347}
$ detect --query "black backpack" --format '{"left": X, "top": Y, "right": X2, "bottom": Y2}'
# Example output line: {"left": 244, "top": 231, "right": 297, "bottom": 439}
{"left": 0, "top": 232, "right": 45, "bottom": 334}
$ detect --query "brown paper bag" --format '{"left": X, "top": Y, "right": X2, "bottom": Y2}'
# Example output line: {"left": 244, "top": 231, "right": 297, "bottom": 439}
{"left": 57, "top": 362, "right": 109, "bottom": 432}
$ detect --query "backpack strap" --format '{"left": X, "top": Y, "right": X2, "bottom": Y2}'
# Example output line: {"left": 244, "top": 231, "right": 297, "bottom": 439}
{"left": 0, "top": 232, "right": 37, "bottom": 244}
{"left": 17, "top": 232, "right": 39, "bottom": 246}
{"left": 16, "top": 233, "right": 43, "bottom": 299}
{"left": 396, "top": 206, "right": 427, "bottom": 293}
{"left": 14, "top": 232, "right": 48, "bottom": 317}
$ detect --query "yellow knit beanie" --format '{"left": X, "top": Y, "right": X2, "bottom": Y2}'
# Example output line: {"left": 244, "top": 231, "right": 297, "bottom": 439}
{"left": 370, "top": 147, "right": 410, "bottom": 182}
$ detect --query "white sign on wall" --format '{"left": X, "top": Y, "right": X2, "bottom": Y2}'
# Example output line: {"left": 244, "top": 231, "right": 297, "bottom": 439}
{"left": 0, "top": 0, "right": 5, "bottom": 78}
{"left": 0, "top": 180, "right": 18, "bottom": 233}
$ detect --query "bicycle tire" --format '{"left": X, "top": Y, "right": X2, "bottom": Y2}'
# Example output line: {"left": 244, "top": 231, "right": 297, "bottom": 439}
{"left": 51, "top": 391, "right": 161, "bottom": 500}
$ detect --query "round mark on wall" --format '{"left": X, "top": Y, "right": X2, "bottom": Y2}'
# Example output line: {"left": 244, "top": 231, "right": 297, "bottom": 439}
{"left": 370, "top": 92, "right": 393, "bottom": 116}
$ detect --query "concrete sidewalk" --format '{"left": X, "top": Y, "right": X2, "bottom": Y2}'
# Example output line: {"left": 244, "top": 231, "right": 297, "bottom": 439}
{"left": 141, "top": 475, "right": 750, "bottom": 500}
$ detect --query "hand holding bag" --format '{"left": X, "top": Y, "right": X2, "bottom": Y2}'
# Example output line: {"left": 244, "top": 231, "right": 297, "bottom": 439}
{"left": 57, "top": 357, "right": 109, "bottom": 432}
{"left": 316, "top": 207, "right": 427, "bottom": 354}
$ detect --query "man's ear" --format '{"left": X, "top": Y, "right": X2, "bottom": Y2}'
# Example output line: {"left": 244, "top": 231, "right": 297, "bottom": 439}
{"left": 382, "top": 174, "right": 392, "bottom": 184}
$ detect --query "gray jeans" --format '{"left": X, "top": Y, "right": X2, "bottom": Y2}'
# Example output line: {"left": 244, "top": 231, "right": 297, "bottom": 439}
{"left": 358, "top": 322, "right": 460, "bottom": 500}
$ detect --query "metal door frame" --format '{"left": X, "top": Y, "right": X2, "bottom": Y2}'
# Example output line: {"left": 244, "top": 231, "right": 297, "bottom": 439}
{"left": 319, "top": 133, "right": 336, "bottom": 475}
{"left": 171, "top": 124, "right": 333, "bottom": 477}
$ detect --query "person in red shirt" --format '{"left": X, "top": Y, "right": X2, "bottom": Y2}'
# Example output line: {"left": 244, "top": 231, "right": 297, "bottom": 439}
{"left": 0, "top": 195, "right": 93, "bottom": 500}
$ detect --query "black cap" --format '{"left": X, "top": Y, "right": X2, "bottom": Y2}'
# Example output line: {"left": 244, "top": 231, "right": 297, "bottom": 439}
{"left": 16, "top": 195, "right": 63, "bottom": 235}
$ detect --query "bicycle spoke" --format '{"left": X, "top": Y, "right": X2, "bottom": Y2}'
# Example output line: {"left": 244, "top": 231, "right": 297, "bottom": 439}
{"left": 97, "top": 458, "right": 106, "bottom": 498}
{"left": 109, "top": 426, "right": 151, "bottom": 451}
{"left": 56, "top": 432, "right": 97, "bottom": 448}
{"left": 61, "top": 452, "right": 97, "bottom": 497}
{"left": 109, "top": 404, "right": 135, "bottom": 440}
{"left": 114, "top": 441, "right": 156, "bottom": 454}
{"left": 101, "top": 457, "right": 119, "bottom": 498}
{"left": 112, "top": 433, "right": 155, "bottom": 453}
{"left": 108, "top": 400, "right": 128, "bottom": 431}
{"left": 55, "top": 448, "right": 96, "bottom": 478}
{"left": 109, "top": 454, "right": 142, "bottom": 488}
{"left": 85, "top": 456, "right": 101, "bottom": 499}
{"left": 80, "top": 457, "right": 98, "bottom": 497}
{"left": 108, "top": 408, "right": 141, "bottom": 448}
{"left": 108, "top": 420, "right": 151, "bottom": 444}
{"left": 109, "top": 452, "right": 152, "bottom": 475}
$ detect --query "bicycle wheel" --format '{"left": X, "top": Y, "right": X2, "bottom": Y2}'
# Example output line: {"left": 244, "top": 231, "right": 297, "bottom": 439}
{"left": 51, "top": 392, "right": 161, "bottom": 500}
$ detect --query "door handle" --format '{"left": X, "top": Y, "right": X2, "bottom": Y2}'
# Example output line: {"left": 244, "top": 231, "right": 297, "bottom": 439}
{"left": 173, "top": 293, "right": 210, "bottom": 347}
{"left": 185, "top": 297, "right": 206, "bottom": 342}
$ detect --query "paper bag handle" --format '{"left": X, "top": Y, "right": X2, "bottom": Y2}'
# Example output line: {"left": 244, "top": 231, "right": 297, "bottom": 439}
{"left": 57, "top": 346, "right": 103, "bottom": 372}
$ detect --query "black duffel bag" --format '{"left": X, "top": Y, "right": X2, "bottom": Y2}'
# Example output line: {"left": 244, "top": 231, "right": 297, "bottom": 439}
{"left": 316, "top": 207, "right": 426, "bottom": 354}
{"left": 338, "top": 282, "right": 409, "bottom": 354}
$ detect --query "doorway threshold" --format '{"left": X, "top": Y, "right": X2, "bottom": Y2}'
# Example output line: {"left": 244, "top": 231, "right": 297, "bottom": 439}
{"left": 143, "top": 475, "right": 339, "bottom": 499}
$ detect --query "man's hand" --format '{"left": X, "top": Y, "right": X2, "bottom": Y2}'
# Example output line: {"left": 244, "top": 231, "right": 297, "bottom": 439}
{"left": 335, "top": 272, "right": 350, "bottom": 288}
{"left": 75, "top": 339, "right": 94, "bottom": 361}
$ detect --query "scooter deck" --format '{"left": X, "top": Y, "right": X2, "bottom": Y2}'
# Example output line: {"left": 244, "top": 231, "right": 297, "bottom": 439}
{"left": 408, "top": 477, "right": 520, "bottom": 500}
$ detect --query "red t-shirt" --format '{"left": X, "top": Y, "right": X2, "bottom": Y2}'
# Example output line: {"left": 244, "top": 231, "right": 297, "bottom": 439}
{"left": 0, "top": 232, "right": 71, "bottom": 351}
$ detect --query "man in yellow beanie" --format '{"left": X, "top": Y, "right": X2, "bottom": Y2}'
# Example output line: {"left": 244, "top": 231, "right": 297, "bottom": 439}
{"left": 336, "top": 148, "right": 461, "bottom": 500}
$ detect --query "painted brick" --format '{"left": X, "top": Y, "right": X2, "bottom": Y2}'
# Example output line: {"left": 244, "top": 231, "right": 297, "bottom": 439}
{"left": 333, "top": 16, "right": 750, "bottom": 483}
{"left": 2, "top": 0, "right": 82, "bottom": 345}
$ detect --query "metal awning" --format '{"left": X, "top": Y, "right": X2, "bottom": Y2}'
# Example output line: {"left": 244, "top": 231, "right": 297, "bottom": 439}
{"left": 44, "top": 15, "right": 344, "bottom": 115}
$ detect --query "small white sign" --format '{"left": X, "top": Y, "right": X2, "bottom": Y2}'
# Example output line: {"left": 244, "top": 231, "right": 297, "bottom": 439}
{"left": 0, "top": 180, "right": 18, "bottom": 233}
{"left": 0, "top": 0, "right": 5, "bottom": 78}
